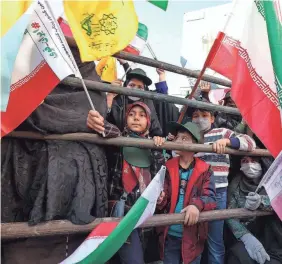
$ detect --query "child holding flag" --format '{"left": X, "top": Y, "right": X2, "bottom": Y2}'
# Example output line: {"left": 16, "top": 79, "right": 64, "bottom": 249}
{"left": 95, "top": 101, "right": 165, "bottom": 264}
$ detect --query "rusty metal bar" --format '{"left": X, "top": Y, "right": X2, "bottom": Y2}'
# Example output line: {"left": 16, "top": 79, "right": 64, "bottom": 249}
{"left": 62, "top": 77, "right": 240, "bottom": 116}
{"left": 114, "top": 51, "right": 232, "bottom": 87}
{"left": 64, "top": 37, "right": 231, "bottom": 87}
{"left": 1, "top": 209, "right": 272, "bottom": 240}
{"left": 7, "top": 131, "right": 271, "bottom": 157}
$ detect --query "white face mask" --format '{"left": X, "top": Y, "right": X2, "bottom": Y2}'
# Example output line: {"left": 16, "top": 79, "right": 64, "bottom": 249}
{"left": 193, "top": 117, "right": 211, "bottom": 132}
{"left": 240, "top": 162, "right": 262, "bottom": 179}
{"left": 128, "top": 96, "right": 140, "bottom": 101}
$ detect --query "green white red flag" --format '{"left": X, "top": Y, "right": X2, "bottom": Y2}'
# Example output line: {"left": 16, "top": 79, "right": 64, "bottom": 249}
{"left": 1, "top": 1, "right": 79, "bottom": 137}
{"left": 196, "top": 0, "right": 282, "bottom": 156}
{"left": 256, "top": 150, "right": 282, "bottom": 220}
{"left": 60, "top": 166, "right": 166, "bottom": 264}
{"left": 123, "top": 22, "right": 148, "bottom": 55}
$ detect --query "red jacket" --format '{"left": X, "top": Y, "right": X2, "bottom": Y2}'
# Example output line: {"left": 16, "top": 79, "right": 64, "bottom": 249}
{"left": 157, "top": 157, "right": 216, "bottom": 264}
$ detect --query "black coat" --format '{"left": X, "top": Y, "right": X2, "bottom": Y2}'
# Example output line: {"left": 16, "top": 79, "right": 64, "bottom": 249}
{"left": 108, "top": 95, "right": 163, "bottom": 137}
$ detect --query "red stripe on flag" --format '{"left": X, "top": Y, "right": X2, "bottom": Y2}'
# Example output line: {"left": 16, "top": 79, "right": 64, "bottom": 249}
{"left": 87, "top": 222, "right": 119, "bottom": 239}
{"left": 208, "top": 32, "right": 237, "bottom": 80}
{"left": 123, "top": 45, "right": 140, "bottom": 55}
{"left": 58, "top": 17, "right": 73, "bottom": 37}
{"left": 231, "top": 50, "right": 282, "bottom": 157}
{"left": 204, "top": 32, "right": 282, "bottom": 156}
{"left": 1, "top": 63, "right": 59, "bottom": 137}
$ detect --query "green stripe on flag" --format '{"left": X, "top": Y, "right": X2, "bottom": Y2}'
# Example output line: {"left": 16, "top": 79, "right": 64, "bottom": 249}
{"left": 137, "top": 22, "right": 148, "bottom": 41}
{"left": 78, "top": 196, "right": 149, "bottom": 264}
{"left": 262, "top": 0, "right": 282, "bottom": 109}
{"left": 148, "top": 0, "right": 168, "bottom": 11}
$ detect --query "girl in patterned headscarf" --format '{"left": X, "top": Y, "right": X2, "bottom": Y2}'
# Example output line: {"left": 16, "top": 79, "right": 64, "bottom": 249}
{"left": 107, "top": 101, "right": 165, "bottom": 264}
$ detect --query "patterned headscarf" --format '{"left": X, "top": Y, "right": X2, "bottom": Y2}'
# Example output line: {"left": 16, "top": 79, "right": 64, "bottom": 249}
{"left": 122, "top": 102, "right": 152, "bottom": 194}
{"left": 124, "top": 102, "right": 151, "bottom": 137}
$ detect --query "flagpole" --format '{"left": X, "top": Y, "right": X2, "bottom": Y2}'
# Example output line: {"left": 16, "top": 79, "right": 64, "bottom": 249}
{"left": 177, "top": 32, "right": 226, "bottom": 124}
{"left": 44, "top": 0, "right": 105, "bottom": 137}
{"left": 120, "top": 64, "right": 132, "bottom": 81}
{"left": 146, "top": 42, "right": 158, "bottom": 60}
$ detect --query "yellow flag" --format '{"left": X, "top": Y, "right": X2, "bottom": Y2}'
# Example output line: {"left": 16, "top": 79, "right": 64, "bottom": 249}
{"left": 1, "top": 1, "right": 32, "bottom": 37}
{"left": 64, "top": 0, "right": 138, "bottom": 62}
{"left": 96, "top": 57, "right": 117, "bottom": 83}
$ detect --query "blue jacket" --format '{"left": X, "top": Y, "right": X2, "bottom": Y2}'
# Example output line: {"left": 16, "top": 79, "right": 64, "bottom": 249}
{"left": 155, "top": 81, "right": 168, "bottom": 94}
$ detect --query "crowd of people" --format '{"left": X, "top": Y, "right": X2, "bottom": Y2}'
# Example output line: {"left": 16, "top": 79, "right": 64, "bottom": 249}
{"left": 1, "top": 47, "right": 281, "bottom": 264}
{"left": 87, "top": 61, "right": 281, "bottom": 264}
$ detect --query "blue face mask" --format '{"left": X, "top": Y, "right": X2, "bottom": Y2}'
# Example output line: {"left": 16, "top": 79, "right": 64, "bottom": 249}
{"left": 193, "top": 117, "right": 211, "bottom": 132}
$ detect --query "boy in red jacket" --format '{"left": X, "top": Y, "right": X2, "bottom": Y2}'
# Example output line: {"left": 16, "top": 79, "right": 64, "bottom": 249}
{"left": 157, "top": 122, "right": 216, "bottom": 264}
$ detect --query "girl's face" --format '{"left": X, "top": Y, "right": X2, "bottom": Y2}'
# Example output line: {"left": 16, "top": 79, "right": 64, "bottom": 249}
{"left": 127, "top": 106, "right": 148, "bottom": 133}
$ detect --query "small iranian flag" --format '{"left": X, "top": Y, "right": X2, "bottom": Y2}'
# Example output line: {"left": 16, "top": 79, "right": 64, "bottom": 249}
{"left": 61, "top": 166, "right": 166, "bottom": 264}
{"left": 123, "top": 22, "right": 148, "bottom": 55}
{"left": 1, "top": 0, "right": 80, "bottom": 137}
{"left": 192, "top": 0, "right": 282, "bottom": 156}
{"left": 256, "top": 150, "right": 282, "bottom": 220}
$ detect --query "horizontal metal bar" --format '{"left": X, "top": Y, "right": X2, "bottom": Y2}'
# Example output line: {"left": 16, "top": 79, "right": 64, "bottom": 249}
{"left": 64, "top": 37, "right": 231, "bottom": 87}
{"left": 7, "top": 131, "right": 271, "bottom": 157}
{"left": 63, "top": 77, "right": 240, "bottom": 116}
{"left": 1, "top": 209, "right": 272, "bottom": 240}
{"left": 114, "top": 51, "right": 232, "bottom": 87}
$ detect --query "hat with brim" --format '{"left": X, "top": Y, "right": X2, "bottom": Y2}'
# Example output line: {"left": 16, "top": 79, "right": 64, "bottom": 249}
{"left": 122, "top": 134, "right": 152, "bottom": 168}
{"left": 167, "top": 121, "right": 201, "bottom": 143}
{"left": 126, "top": 68, "right": 152, "bottom": 86}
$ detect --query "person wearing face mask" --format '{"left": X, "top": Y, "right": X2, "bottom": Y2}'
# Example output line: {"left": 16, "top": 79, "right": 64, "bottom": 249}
{"left": 226, "top": 156, "right": 282, "bottom": 264}
{"left": 87, "top": 68, "right": 163, "bottom": 138}
{"left": 189, "top": 102, "right": 256, "bottom": 264}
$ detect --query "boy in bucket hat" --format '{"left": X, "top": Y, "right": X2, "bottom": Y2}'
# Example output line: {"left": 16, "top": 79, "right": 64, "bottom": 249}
{"left": 157, "top": 121, "right": 216, "bottom": 264}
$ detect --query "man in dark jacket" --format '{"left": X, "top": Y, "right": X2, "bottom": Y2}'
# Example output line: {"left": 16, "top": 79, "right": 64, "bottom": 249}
{"left": 87, "top": 68, "right": 163, "bottom": 137}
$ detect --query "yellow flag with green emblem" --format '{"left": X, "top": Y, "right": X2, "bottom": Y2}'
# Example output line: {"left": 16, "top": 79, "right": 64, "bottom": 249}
{"left": 96, "top": 57, "right": 117, "bottom": 82}
{"left": 64, "top": 0, "right": 138, "bottom": 62}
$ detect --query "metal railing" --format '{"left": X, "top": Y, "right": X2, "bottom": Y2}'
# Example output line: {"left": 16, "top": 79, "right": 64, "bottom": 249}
{"left": 2, "top": 49, "right": 273, "bottom": 240}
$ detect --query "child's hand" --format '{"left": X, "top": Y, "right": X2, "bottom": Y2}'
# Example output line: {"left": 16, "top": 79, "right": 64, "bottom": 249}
{"left": 212, "top": 138, "right": 231, "bottom": 154}
{"left": 167, "top": 133, "right": 175, "bottom": 141}
{"left": 157, "top": 191, "right": 165, "bottom": 205}
{"left": 153, "top": 136, "right": 165, "bottom": 146}
{"left": 181, "top": 205, "right": 200, "bottom": 226}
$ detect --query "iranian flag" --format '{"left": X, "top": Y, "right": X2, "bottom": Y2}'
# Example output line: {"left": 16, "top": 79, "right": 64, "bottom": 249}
{"left": 123, "top": 22, "right": 148, "bottom": 55}
{"left": 195, "top": 0, "right": 282, "bottom": 156}
{"left": 1, "top": 0, "right": 80, "bottom": 137}
{"left": 61, "top": 166, "right": 166, "bottom": 264}
{"left": 256, "top": 150, "right": 282, "bottom": 220}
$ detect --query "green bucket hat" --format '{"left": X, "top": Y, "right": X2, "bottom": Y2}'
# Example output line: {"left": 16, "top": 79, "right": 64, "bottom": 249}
{"left": 122, "top": 133, "right": 152, "bottom": 168}
{"left": 167, "top": 121, "right": 201, "bottom": 143}
{"left": 123, "top": 146, "right": 152, "bottom": 168}
{"left": 126, "top": 68, "right": 152, "bottom": 86}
